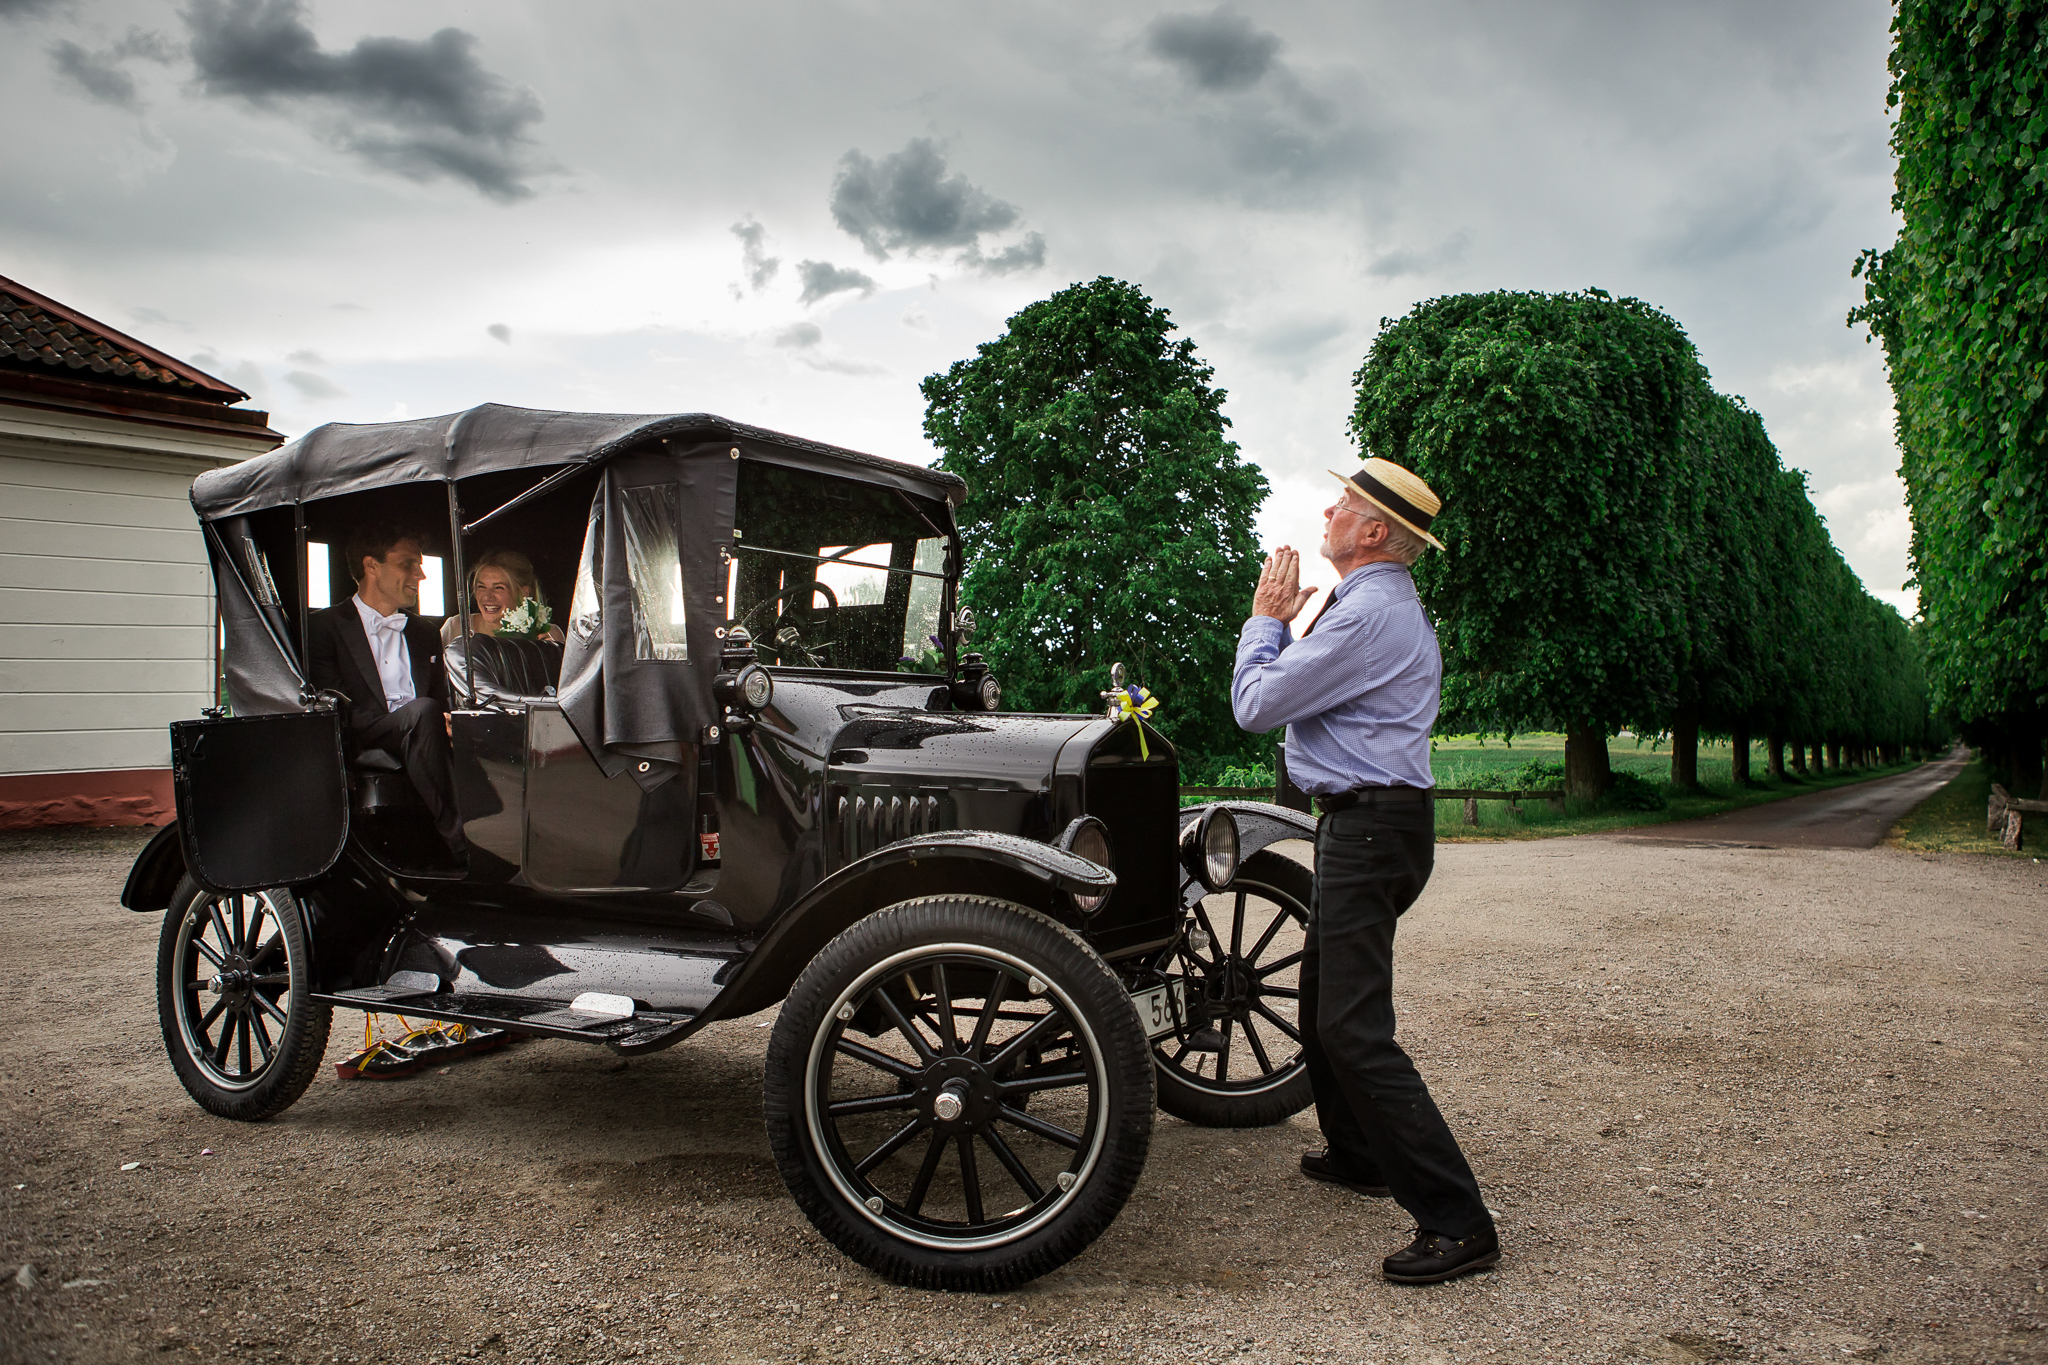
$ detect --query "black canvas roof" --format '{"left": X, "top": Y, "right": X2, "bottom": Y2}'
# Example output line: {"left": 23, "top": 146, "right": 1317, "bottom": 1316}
{"left": 189, "top": 402, "right": 967, "bottom": 520}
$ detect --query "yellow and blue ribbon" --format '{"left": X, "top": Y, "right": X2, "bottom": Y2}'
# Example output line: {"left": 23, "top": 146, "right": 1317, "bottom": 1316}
{"left": 1113, "top": 685, "right": 1160, "bottom": 759}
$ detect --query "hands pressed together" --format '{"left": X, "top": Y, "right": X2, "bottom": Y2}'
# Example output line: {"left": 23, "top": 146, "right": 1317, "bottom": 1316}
{"left": 1253, "top": 547, "right": 1317, "bottom": 624}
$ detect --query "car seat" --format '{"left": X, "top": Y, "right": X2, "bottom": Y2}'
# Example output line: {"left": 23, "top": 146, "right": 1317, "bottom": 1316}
{"left": 444, "top": 633, "right": 564, "bottom": 704}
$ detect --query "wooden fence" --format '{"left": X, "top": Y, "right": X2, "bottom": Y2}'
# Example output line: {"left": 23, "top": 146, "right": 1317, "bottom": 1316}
{"left": 1988, "top": 784, "right": 2045, "bottom": 851}
{"left": 1179, "top": 785, "right": 1566, "bottom": 825}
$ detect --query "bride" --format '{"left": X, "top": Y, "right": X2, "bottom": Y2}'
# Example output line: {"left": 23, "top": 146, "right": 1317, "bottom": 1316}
{"left": 441, "top": 549, "right": 566, "bottom": 644}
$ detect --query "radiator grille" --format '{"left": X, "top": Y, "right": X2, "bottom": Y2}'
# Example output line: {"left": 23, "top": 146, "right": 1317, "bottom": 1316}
{"left": 1083, "top": 759, "right": 1179, "bottom": 933}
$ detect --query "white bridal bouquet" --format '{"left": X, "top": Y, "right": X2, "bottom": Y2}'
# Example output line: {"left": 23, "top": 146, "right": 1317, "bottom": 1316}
{"left": 497, "top": 598, "right": 553, "bottom": 640}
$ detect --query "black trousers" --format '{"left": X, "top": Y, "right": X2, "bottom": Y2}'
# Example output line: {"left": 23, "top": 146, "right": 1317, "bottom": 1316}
{"left": 356, "top": 697, "right": 465, "bottom": 856}
{"left": 1301, "top": 799, "right": 1492, "bottom": 1240}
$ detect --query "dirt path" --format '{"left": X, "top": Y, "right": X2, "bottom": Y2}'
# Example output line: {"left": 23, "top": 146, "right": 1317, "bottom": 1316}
{"left": 1610, "top": 753, "right": 1973, "bottom": 849}
{"left": 3, "top": 828, "right": 2045, "bottom": 1365}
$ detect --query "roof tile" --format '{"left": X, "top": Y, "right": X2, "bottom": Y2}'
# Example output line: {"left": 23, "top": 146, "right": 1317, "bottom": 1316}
{"left": 0, "top": 290, "right": 203, "bottom": 393}
{"left": 0, "top": 277, "right": 248, "bottom": 402}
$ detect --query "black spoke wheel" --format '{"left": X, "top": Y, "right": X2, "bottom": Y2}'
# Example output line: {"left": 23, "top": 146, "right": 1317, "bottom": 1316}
{"left": 157, "top": 876, "right": 330, "bottom": 1122}
{"left": 1149, "top": 849, "right": 1314, "bottom": 1127}
{"left": 765, "top": 896, "right": 1154, "bottom": 1290}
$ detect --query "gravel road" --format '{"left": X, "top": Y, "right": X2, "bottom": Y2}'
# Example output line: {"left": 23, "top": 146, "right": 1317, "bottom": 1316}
{"left": 1614, "top": 754, "right": 1974, "bottom": 850}
{"left": 3, "top": 826, "right": 2044, "bottom": 1365}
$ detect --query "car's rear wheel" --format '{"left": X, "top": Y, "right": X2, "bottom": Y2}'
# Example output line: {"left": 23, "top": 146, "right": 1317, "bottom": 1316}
{"left": 1149, "top": 850, "right": 1315, "bottom": 1128}
{"left": 764, "top": 896, "right": 1154, "bottom": 1291}
{"left": 157, "top": 877, "right": 330, "bottom": 1121}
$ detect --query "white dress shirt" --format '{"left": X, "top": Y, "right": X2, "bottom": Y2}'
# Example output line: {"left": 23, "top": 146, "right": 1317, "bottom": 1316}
{"left": 353, "top": 594, "right": 417, "bottom": 711}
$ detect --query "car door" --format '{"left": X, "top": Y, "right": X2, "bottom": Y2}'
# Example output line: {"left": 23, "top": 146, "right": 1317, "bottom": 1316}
{"left": 170, "top": 710, "right": 349, "bottom": 894}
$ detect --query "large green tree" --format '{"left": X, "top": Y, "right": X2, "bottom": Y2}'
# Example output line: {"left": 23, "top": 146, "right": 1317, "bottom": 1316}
{"left": 921, "top": 277, "right": 1269, "bottom": 776}
{"left": 1852, "top": 0, "right": 2048, "bottom": 795}
{"left": 1349, "top": 289, "right": 1700, "bottom": 798}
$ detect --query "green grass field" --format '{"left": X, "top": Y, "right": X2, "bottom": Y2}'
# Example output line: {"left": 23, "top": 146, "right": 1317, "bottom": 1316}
{"left": 1426, "top": 733, "right": 1917, "bottom": 839}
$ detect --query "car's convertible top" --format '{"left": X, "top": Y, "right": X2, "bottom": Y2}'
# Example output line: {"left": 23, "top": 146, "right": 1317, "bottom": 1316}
{"left": 191, "top": 403, "right": 966, "bottom": 521}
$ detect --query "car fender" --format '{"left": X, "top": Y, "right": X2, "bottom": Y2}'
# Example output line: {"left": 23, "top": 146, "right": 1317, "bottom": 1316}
{"left": 121, "top": 822, "right": 189, "bottom": 912}
{"left": 696, "top": 830, "right": 1115, "bottom": 1023}
{"left": 1178, "top": 800, "right": 1316, "bottom": 859}
{"left": 1178, "top": 801, "right": 1316, "bottom": 906}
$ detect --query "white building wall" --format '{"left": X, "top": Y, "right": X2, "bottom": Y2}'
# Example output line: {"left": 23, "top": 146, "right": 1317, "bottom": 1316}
{"left": 0, "top": 403, "right": 274, "bottom": 778}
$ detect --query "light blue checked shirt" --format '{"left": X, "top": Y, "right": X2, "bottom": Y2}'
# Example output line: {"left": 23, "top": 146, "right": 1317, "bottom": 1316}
{"left": 1231, "top": 561, "right": 1440, "bottom": 795}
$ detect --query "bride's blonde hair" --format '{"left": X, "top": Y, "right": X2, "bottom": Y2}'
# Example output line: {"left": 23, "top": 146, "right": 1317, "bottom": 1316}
{"left": 471, "top": 549, "right": 541, "bottom": 606}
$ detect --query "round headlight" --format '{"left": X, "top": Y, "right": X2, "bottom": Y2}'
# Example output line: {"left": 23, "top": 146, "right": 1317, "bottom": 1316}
{"left": 1057, "top": 816, "right": 1114, "bottom": 915}
{"left": 978, "top": 674, "right": 1002, "bottom": 711}
{"left": 1202, "top": 807, "right": 1240, "bottom": 890}
{"left": 1182, "top": 806, "right": 1240, "bottom": 892}
{"left": 738, "top": 663, "right": 774, "bottom": 710}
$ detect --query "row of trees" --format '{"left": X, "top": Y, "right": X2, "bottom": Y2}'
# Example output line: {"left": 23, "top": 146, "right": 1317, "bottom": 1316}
{"left": 1851, "top": 0, "right": 2046, "bottom": 798}
{"left": 1350, "top": 289, "right": 1934, "bottom": 798}
{"left": 921, "top": 278, "right": 1932, "bottom": 794}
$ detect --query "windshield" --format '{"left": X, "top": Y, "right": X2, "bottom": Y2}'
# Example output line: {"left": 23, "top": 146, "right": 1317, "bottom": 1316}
{"left": 730, "top": 461, "right": 950, "bottom": 671}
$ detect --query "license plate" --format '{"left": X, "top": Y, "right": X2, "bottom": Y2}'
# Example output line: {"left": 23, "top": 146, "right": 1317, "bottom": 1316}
{"left": 1130, "top": 980, "right": 1188, "bottom": 1040}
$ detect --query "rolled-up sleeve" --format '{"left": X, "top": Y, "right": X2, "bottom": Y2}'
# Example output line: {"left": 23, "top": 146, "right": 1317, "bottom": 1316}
{"left": 1233, "top": 610, "right": 1372, "bottom": 733}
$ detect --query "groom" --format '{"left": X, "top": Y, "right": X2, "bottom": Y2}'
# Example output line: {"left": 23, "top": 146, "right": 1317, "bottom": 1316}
{"left": 305, "top": 524, "right": 465, "bottom": 863}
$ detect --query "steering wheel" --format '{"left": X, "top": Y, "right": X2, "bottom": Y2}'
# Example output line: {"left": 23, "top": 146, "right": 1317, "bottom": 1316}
{"left": 739, "top": 581, "right": 838, "bottom": 663}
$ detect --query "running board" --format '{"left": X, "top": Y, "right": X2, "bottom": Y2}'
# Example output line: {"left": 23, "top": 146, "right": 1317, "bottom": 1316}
{"left": 316, "top": 987, "right": 697, "bottom": 1054}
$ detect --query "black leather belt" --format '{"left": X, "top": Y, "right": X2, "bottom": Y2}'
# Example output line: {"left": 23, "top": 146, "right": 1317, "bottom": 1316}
{"left": 1315, "top": 786, "right": 1431, "bottom": 814}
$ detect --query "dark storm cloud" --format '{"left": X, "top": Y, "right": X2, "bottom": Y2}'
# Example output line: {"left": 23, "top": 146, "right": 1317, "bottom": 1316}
{"left": 796, "top": 259, "right": 876, "bottom": 305}
{"left": 830, "top": 138, "right": 1022, "bottom": 261}
{"left": 959, "top": 231, "right": 1046, "bottom": 276}
{"left": 0, "top": 0, "right": 62, "bottom": 19}
{"left": 50, "top": 40, "right": 139, "bottom": 106}
{"left": 48, "top": 28, "right": 178, "bottom": 109}
{"left": 183, "top": 0, "right": 545, "bottom": 201}
{"left": 731, "top": 217, "right": 779, "bottom": 291}
{"left": 1146, "top": 7, "right": 1281, "bottom": 92}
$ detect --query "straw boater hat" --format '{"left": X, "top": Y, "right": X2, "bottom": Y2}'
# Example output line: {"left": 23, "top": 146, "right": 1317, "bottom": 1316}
{"left": 1329, "top": 458, "right": 1446, "bottom": 552}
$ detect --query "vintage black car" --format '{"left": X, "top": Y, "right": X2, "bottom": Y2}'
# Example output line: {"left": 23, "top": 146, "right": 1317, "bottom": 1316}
{"left": 120, "top": 404, "right": 1318, "bottom": 1289}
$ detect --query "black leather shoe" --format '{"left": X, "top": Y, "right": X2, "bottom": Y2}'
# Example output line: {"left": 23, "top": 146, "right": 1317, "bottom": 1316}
{"left": 1300, "top": 1148, "right": 1390, "bottom": 1198}
{"left": 1381, "top": 1228, "right": 1500, "bottom": 1284}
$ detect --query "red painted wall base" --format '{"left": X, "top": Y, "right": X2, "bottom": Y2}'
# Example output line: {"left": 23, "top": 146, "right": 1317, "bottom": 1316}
{"left": 0, "top": 769, "right": 174, "bottom": 829}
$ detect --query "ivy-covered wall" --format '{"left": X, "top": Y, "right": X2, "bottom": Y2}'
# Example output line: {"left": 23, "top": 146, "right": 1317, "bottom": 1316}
{"left": 1852, "top": 0, "right": 2047, "bottom": 794}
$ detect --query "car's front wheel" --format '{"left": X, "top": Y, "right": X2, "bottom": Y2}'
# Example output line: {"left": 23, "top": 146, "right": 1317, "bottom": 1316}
{"left": 764, "top": 896, "right": 1154, "bottom": 1291}
{"left": 1149, "top": 850, "right": 1315, "bottom": 1128}
{"left": 157, "top": 877, "right": 331, "bottom": 1121}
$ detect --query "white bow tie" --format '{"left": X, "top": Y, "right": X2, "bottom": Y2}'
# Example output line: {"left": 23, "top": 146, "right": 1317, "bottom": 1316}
{"left": 369, "top": 612, "right": 407, "bottom": 636}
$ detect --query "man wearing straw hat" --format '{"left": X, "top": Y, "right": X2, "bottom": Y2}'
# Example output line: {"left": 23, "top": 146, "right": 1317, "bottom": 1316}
{"left": 1231, "top": 458, "right": 1499, "bottom": 1285}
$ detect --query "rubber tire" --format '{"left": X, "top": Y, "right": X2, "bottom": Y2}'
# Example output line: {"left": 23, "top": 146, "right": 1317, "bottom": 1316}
{"left": 764, "top": 895, "right": 1155, "bottom": 1291}
{"left": 1154, "top": 850, "right": 1316, "bottom": 1129}
{"left": 157, "top": 876, "right": 331, "bottom": 1122}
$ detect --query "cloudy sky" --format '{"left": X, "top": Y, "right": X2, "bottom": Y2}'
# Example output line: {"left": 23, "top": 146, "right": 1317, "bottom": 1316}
{"left": 2, "top": 0, "right": 1911, "bottom": 614}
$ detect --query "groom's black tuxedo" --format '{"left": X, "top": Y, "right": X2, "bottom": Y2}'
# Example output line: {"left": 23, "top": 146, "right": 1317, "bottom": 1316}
{"left": 305, "top": 602, "right": 449, "bottom": 737}
{"left": 305, "top": 601, "right": 464, "bottom": 856}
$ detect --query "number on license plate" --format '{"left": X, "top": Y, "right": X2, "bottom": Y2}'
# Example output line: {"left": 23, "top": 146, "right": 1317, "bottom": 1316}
{"left": 1130, "top": 980, "right": 1188, "bottom": 1040}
